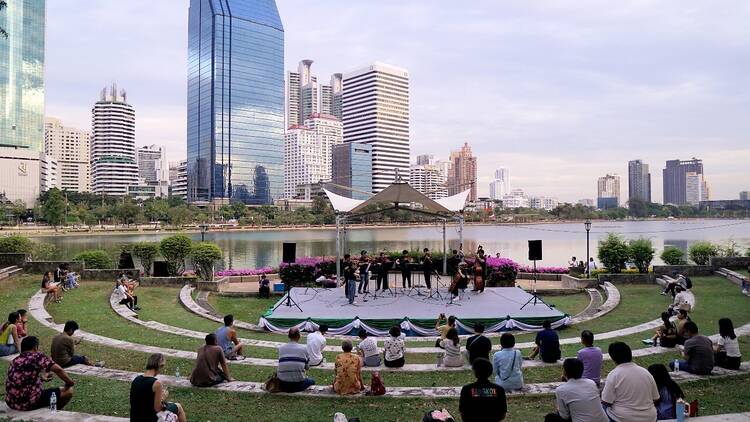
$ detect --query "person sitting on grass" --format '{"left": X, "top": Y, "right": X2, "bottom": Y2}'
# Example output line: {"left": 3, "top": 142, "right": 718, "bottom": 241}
{"left": 306, "top": 324, "right": 328, "bottom": 367}
{"left": 215, "top": 314, "right": 245, "bottom": 361}
{"left": 384, "top": 325, "right": 406, "bottom": 368}
{"left": 668, "top": 286, "right": 694, "bottom": 315}
{"left": 545, "top": 358, "right": 608, "bottom": 422}
{"left": 356, "top": 329, "right": 381, "bottom": 367}
{"left": 15, "top": 309, "right": 28, "bottom": 338}
{"left": 130, "top": 353, "right": 187, "bottom": 422}
{"left": 41, "top": 271, "right": 62, "bottom": 303}
{"left": 64, "top": 270, "right": 80, "bottom": 290}
{"left": 5, "top": 336, "right": 76, "bottom": 412}
{"left": 117, "top": 279, "right": 140, "bottom": 311}
{"left": 714, "top": 317, "right": 741, "bottom": 370}
{"left": 647, "top": 363, "right": 684, "bottom": 420}
{"left": 440, "top": 328, "right": 464, "bottom": 367}
{"left": 576, "top": 330, "right": 603, "bottom": 386}
{"left": 51, "top": 320, "right": 104, "bottom": 368}
{"left": 466, "top": 322, "right": 492, "bottom": 364}
{"left": 669, "top": 321, "right": 714, "bottom": 375}
{"left": 258, "top": 273, "right": 271, "bottom": 298}
{"left": 333, "top": 340, "right": 364, "bottom": 395}
{"left": 602, "top": 342, "right": 660, "bottom": 422}
{"left": 661, "top": 272, "right": 690, "bottom": 297}
{"left": 492, "top": 333, "right": 523, "bottom": 392}
{"left": 190, "top": 333, "right": 233, "bottom": 387}
{"left": 651, "top": 312, "right": 678, "bottom": 348}
{"left": 459, "top": 358, "right": 507, "bottom": 422}
{"left": 527, "top": 320, "right": 561, "bottom": 363}
{"left": 0, "top": 312, "right": 21, "bottom": 357}
{"left": 277, "top": 327, "right": 316, "bottom": 393}
{"left": 675, "top": 309, "right": 691, "bottom": 345}
{"left": 435, "top": 313, "right": 456, "bottom": 348}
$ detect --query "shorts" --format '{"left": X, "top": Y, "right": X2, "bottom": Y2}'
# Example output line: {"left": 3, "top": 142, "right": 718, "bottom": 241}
{"left": 0, "top": 344, "right": 18, "bottom": 356}
{"left": 33, "top": 387, "right": 62, "bottom": 410}
{"left": 62, "top": 355, "right": 87, "bottom": 367}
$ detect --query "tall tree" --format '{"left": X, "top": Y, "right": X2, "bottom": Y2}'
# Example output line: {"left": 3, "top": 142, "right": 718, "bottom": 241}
{"left": 42, "top": 188, "right": 66, "bottom": 229}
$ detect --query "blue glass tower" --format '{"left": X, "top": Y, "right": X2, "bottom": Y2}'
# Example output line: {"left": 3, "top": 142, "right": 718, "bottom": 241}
{"left": 187, "top": 0, "right": 284, "bottom": 205}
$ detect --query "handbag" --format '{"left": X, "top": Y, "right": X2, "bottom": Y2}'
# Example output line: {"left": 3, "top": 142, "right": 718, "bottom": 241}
{"left": 264, "top": 372, "right": 281, "bottom": 393}
{"left": 157, "top": 411, "right": 179, "bottom": 422}
{"left": 368, "top": 371, "right": 386, "bottom": 396}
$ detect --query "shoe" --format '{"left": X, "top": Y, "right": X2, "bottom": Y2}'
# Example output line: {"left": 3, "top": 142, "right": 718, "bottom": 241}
{"left": 94, "top": 361, "right": 106, "bottom": 367}
{"left": 230, "top": 355, "right": 246, "bottom": 361}
{"left": 134, "top": 307, "right": 142, "bottom": 311}
{"left": 660, "top": 292, "right": 667, "bottom": 296}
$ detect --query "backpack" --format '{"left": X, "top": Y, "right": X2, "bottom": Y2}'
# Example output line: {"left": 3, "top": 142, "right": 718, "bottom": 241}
{"left": 422, "top": 409, "right": 455, "bottom": 422}
{"left": 264, "top": 372, "right": 281, "bottom": 393}
{"left": 368, "top": 372, "right": 386, "bottom": 396}
{"left": 683, "top": 276, "right": 693, "bottom": 289}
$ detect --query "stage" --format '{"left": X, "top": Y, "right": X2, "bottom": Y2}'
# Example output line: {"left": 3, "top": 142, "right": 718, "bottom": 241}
{"left": 259, "top": 286, "right": 570, "bottom": 337}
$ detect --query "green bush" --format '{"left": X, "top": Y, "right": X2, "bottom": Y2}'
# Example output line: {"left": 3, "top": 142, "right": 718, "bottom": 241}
{"left": 746, "top": 248, "right": 750, "bottom": 257}
{"left": 191, "top": 242, "right": 223, "bottom": 281}
{"left": 597, "top": 233, "right": 630, "bottom": 274}
{"left": 688, "top": 242, "right": 719, "bottom": 265}
{"left": 0, "top": 235, "right": 34, "bottom": 254}
{"left": 628, "top": 238, "right": 655, "bottom": 273}
{"left": 159, "top": 234, "right": 193, "bottom": 276}
{"left": 31, "top": 243, "right": 59, "bottom": 260}
{"left": 73, "top": 250, "right": 113, "bottom": 269}
{"left": 660, "top": 246, "right": 686, "bottom": 265}
{"left": 132, "top": 242, "right": 159, "bottom": 276}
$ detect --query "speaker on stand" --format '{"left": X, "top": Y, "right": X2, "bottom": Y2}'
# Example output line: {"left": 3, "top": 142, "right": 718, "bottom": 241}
{"left": 274, "top": 242, "right": 303, "bottom": 312}
{"left": 283, "top": 242, "right": 297, "bottom": 264}
{"left": 521, "top": 240, "right": 552, "bottom": 310}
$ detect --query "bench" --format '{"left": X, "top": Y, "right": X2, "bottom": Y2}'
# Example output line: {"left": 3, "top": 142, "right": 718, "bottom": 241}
{"left": 0, "top": 403, "right": 127, "bottom": 421}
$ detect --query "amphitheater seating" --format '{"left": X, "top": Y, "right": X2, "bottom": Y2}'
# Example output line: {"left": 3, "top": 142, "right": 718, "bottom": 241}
{"left": 0, "top": 403, "right": 127, "bottom": 421}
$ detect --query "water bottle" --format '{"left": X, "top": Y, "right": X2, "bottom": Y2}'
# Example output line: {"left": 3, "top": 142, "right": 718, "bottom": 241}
{"left": 676, "top": 399, "right": 686, "bottom": 422}
{"left": 436, "top": 353, "right": 443, "bottom": 367}
{"left": 655, "top": 337, "right": 660, "bottom": 347}
{"left": 673, "top": 359, "right": 680, "bottom": 373}
{"left": 49, "top": 392, "right": 57, "bottom": 413}
{"left": 175, "top": 365, "right": 181, "bottom": 378}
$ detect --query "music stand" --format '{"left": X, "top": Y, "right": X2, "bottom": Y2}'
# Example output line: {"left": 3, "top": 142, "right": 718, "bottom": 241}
{"left": 272, "top": 282, "right": 303, "bottom": 313}
{"left": 520, "top": 259, "right": 553, "bottom": 310}
{"left": 424, "top": 270, "right": 444, "bottom": 301}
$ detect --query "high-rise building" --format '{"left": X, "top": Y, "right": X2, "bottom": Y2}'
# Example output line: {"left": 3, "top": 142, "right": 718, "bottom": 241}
{"left": 283, "top": 114, "right": 342, "bottom": 198}
{"left": 187, "top": 0, "right": 285, "bottom": 205}
{"left": 331, "top": 143, "right": 372, "bottom": 200}
{"left": 329, "top": 73, "right": 343, "bottom": 120}
{"left": 343, "top": 63, "right": 410, "bottom": 193}
{"left": 448, "top": 142, "right": 477, "bottom": 201}
{"left": 597, "top": 174, "right": 620, "bottom": 209}
{"left": 169, "top": 160, "right": 188, "bottom": 199}
{"left": 410, "top": 163, "right": 448, "bottom": 200}
{"left": 44, "top": 117, "right": 91, "bottom": 193}
{"left": 90, "top": 84, "right": 138, "bottom": 196}
{"left": 489, "top": 167, "right": 510, "bottom": 200}
{"left": 663, "top": 158, "right": 705, "bottom": 205}
{"left": 685, "top": 172, "right": 703, "bottom": 205}
{"left": 416, "top": 154, "right": 434, "bottom": 166}
{"left": 529, "top": 196, "right": 558, "bottom": 211}
{"left": 741, "top": 191, "right": 750, "bottom": 201}
{"left": 628, "top": 159, "right": 651, "bottom": 204}
{"left": 137, "top": 145, "right": 167, "bottom": 185}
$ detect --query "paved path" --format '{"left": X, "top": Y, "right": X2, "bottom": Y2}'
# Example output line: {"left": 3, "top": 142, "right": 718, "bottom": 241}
{"left": 665, "top": 413, "right": 750, "bottom": 422}
{"left": 0, "top": 403, "right": 126, "bottom": 422}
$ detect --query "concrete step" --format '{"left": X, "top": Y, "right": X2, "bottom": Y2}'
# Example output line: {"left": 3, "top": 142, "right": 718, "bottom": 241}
{"left": 0, "top": 403, "right": 127, "bottom": 421}
{"left": 0, "top": 266, "right": 21, "bottom": 281}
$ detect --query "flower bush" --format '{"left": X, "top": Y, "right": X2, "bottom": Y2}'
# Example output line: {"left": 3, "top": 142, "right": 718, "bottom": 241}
{"left": 518, "top": 266, "right": 570, "bottom": 274}
{"left": 215, "top": 267, "right": 276, "bottom": 277}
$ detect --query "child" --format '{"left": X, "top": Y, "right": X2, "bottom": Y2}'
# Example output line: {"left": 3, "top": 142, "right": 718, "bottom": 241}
{"left": 64, "top": 271, "right": 80, "bottom": 290}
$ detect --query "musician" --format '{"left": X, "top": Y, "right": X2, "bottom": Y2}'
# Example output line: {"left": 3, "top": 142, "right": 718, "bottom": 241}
{"left": 449, "top": 262, "right": 469, "bottom": 298}
{"left": 376, "top": 252, "right": 391, "bottom": 291}
{"left": 357, "top": 250, "right": 371, "bottom": 294}
{"left": 422, "top": 248, "right": 434, "bottom": 290}
{"left": 342, "top": 254, "right": 357, "bottom": 304}
{"left": 473, "top": 250, "right": 486, "bottom": 293}
{"left": 447, "top": 249, "right": 461, "bottom": 277}
{"left": 396, "top": 250, "right": 412, "bottom": 289}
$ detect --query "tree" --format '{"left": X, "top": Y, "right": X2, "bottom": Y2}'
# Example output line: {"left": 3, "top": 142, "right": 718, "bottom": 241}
{"left": 168, "top": 205, "right": 193, "bottom": 227}
{"left": 628, "top": 238, "right": 654, "bottom": 273}
{"left": 159, "top": 234, "right": 193, "bottom": 275}
{"left": 627, "top": 198, "right": 648, "bottom": 218}
{"left": 132, "top": 242, "right": 159, "bottom": 276}
{"left": 41, "top": 188, "right": 66, "bottom": 228}
{"left": 688, "top": 242, "right": 719, "bottom": 265}
{"left": 597, "top": 233, "right": 630, "bottom": 273}
{"left": 660, "top": 246, "right": 686, "bottom": 265}
{"left": 144, "top": 199, "right": 170, "bottom": 223}
{"left": 0, "top": 235, "right": 34, "bottom": 254}
{"left": 73, "top": 250, "right": 114, "bottom": 269}
{"left": 191, "top": 242, "right": 223, "bottom": 281}
{"left": 115, "top": 197, "right": 142, "bottom": 226}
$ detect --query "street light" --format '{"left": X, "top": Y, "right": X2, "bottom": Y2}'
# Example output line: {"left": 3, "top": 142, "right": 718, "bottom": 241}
{"left": 200, "top": 224, "right": 209, "bottom": 242}
{"left": 584, "top": 219, "right": 592, "bottom": 278}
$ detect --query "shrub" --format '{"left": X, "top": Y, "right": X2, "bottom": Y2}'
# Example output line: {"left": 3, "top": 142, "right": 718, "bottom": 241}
{"left": 628, "top": 238, "right": 655, "bottom": 273}
{"left": 660, "top": 246, "right": 686, "bottom": 265}
{"left": 746, "top": 247, "right": 750, "bottom": 257}
{"left": 688, "top": 242, "right": 719, "bottom": 265}
{"left": 31, "top": 243, "right": 59, "bottom": 260}
{"left": 159, "top": 235, "right": 193, "bottom": 275}
{"left": 597, "top": 233, "right": 629, "bottom": 273}
{"left": 73, "top": 250, "right": 113, "bottom": 269}
{"left": 0, "top": 235, "right": 34, "bottom": 254}
{"left": 132, "top": 242, "right": 159, "bottom": 276}
{"left": 191, "top": 242, "right": 223, "bottom": 281}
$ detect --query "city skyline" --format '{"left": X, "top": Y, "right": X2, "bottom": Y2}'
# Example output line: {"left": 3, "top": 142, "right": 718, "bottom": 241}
{"left": 41, "top": 1, "right": 750, "bottom": 201}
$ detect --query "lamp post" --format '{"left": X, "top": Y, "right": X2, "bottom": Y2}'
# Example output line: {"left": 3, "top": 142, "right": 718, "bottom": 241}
{"left": 584, "top": 219, "right": 592, "bottom": 278}
{"left": 200, "top": 224, "right": 208, "bottom": 242}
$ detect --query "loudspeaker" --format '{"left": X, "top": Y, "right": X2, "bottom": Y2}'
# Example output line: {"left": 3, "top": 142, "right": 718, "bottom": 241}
{"left": 528, "top": 240, "right": 543, "bottom": 261}
{"left": 283, "top": 242, "right": 297, "bottom": 264}
{"left": 153, "top": 261, "right": 169, "bottom": 277}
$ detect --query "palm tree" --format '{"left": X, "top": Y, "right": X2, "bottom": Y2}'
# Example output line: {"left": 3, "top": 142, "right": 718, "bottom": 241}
{"left": 0, "top": 1, "right": 7, "bottom": 39}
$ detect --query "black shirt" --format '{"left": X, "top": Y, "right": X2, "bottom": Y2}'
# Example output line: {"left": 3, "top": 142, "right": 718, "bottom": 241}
{"left": 459, "top": 380, "right": 507, "bottom": 422}
{"left": 342, "top": 260, "right": 356, "bottom": 280}
{"left": 130, "top": 375, "right": 158, "bottom": 422}
{"left": 535, "top": 329, "right": 561, "bottom": 363}
{"left": 399, "top": 257, "right": 411, "bottom": 273}
{"left": 466, "top": 334, "right": 492, "bottom": 363}
{"left": 422, "top": 255, "right": 433, "bottom": 272}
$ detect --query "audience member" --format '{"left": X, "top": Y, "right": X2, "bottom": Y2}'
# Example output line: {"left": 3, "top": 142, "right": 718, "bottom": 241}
{"left": 54, "top": 263, "right": 66, "bottom": 284}
{"left": 601, "top": 342, "right": 660, "bottom": 422}
{"left": 576, "top": 330, "right": 603, "bottom": 386}
{"left": 492, "top": 333, "right": 523, "bottom": 391}
{"left": 714, "top": 318, "right": 741, "bottom": 370}
{"left": 64, "top": 270, "right": 80, "bottom": 290}
{"left": 277, "top": 328, "right": 315, "bottom": 393}
{"left": 675, "top": 309, "right": 691, "bottom": 345}
{"left": 117, "top": 279, "right": 140, "bottom": 311}
{"left": 384, "top": 325, "right": 406, "bottom": 368}
{"left": 15, "top": 309, "right": 27, "bottom": 338}
{"left": 527, "top": 320, "right": 561, "bottom": 363}
{"left": 669, "top": 286, "right": 694, "bottom": 315}
{"left": 459, "top": 358, "right": 507, "bottom": 422}
{"left": 306, "top": 324, "right": 328, "bottom": 367}
{"left": 669, "top": 321, "right": 714, "bottom": 375}
{"left": 4, "top": 336, "right": 75, "bottom": 411}
{"left": 356, "top": 329, "right": 381, "bottom": 367}
{"left": 215, "top": 314, "right": 245, "bottom": 361}
{"left": 333, "top": 340, "right": 364, "bottom": 395}
{"left": 440, "top": 328, "right": 464, "bottom": 367}
{"left": 41, "top": 271, "right": 62, "bottom": 303}
{"left": 190, "top": 333, "right": 233, "bottom": 387}
{"left": 466, "top": 323, "right": 492, "bottom": 364}
{"left": 661, "top": 272, "right": 690, "bottom": 297}
{"left": 51, "top": 320, "right": 102, "bottom": 367}
{"left": 545, "top": 358, "right": 607, "bottom": 422}
{"left": 0, "top": 312, "right": 21, "bottom": 357}
{"left": 651, "top": 312, "right": 678, "bottom": 348}
{"left": 130, "top": 353, "right": 187, "bottom": 422}
{"left": 258, "top": 274, "right": 271, "bottom": 298}
{"left": 435, "top": 313, "right": 456, "bottom": 348}
{"left": 648, "top": 363, "right": 684, "bottom": 420}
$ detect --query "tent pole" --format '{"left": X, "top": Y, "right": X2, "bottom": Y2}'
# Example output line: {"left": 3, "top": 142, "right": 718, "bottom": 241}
{"left": 459, "top": 214, "right": 464, "bottom": 257}
{"left": 335, "top": 214, "right": 341, "bottom": 284}
{"left": 442, "top": 218, "right": 447, "bottom": 275}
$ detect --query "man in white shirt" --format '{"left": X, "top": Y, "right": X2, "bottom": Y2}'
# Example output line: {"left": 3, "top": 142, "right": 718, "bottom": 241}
{"left": 546, "top": 358, "right": 608, "bottom": 422}
{"left": 601, "top": 342, "right": 659, "bottom": 422}
{"left": 305, "top": 325, "right": 328, "bottom": 366}
{"left": 356, "top": 329, "right": 381, "bottom": 367}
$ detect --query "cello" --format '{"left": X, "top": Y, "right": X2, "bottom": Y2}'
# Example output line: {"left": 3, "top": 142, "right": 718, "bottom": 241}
{"left": 473, "top": 254, "right": 485, "bottom": 292}
{"left": 449, "top": 263, "right": 468, "bottom": 296}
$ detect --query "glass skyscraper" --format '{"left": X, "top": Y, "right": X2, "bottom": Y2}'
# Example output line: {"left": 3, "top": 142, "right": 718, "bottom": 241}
{"left": 187, "top": 0, "right": 285, "bottom": 205}
{"left": 0, "top": 0, "right": 45, "bottom": 151}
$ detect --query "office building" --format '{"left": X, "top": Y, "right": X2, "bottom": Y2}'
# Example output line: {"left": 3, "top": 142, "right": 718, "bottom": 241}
{"left": 597, "top": 174, "right": 620, "bottom": 209}
{"left": 0, "top": 148, "right": 57, "bottom": 207}
{"left": 663, "top": 158, "right": 705, "bottom": 205}
{"left": 289, "top": 62, "right": 342, "bottom": 126}
{"left": 578, "top": 199, "right": 595, "bottom": 207}
{"left": 90, "top": 84, "right": 139, "bottom": 196}
{"left": 137, "top": 145, "right": 167, "bottom": 185}
{"left": 187, "top": 0, "right": 285, "bottom": 205}
{"left": 329, "top": 73, "right": 343, "bottom": 120}
{"left": 410, "top": 163, "right": 448, "bottom": 200}
{"left": 169, "top": 160, "right": 187, "bottom": 199}
{"left": 489, "top": 167, "right": 510, "bottom": 200}
{"left": 44, "top": 117, "right": 91, "bottom": 192}
{"left": 343, "top": 63, "right": 410, "bottom": 192}
{"left": 416, "top": 154, "right": 434, "bottom": 166}
{"left": 741, "top": 191, "right": 750, "bottom": 201}
{"left": 283, "top": 114, "right": 342, "bottom": 198}
{"left": 331, "top": 143, "right": 372, "bottom": 200}
{"left": 529, "top": 196, "right": 558, "bottom": 211}
{"left": 448, "top": 142, "right": 477, "bottom": 201}
{"left": 700, "top": 199, "right": 750, "bottom": 211}
{"left": 628, "top": 159, "right": 651, "bottom": 204}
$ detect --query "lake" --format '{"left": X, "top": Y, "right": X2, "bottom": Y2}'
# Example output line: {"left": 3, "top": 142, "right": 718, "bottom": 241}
{"left": 29, "top": 219, "right": 750, "bottom": 270}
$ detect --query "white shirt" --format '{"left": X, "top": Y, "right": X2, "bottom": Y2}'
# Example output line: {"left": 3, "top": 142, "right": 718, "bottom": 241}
{"left": 556, "top": 378, "right": 608, "bottom": 422}
{"left": 357, "top": 337, "right": 379, "bottom": 358}
{"left": 305, "top": 331, "right": 326, "bottom": 365}
{"left": 601, "top": 362, "right": 660, "bottom": 422}
{"left": 718, "top": 336, "right": 741, "bottom": 358}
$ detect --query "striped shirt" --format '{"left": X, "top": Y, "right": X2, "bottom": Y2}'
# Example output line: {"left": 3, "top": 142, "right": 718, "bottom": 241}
{"left": 278, "top": 342, "right": 309, "bottom": 383}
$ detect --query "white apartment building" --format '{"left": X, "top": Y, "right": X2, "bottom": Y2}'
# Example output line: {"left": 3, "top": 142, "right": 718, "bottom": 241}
{"left": 685, "top": 172, "right": 709, "bottom": 205}
{"left": 137, "top": 145, "right": 167, "bottom": 184}
{"left": 329, "top": 73, "right": 343, "bottom": 120}
{"left": 410, "top": 163, "right": 448, "bottom": 200}
{"left": 529, "top": 196, "right": 559, "bottom": 211}
{"left": 91, "top": 84, "right": 139, "bottom": 196}
{"left": 343, "top": 62, "right": 410, "bottom": 192}
{"left": 44, "top": 117, "right": 91, "bottom": 192}
{"left": 597, "top": 174, "right": 621, "bottom": 204}
{"left": 283, "top": 114, "right": 342, "bottom": 198}
{"left": 169, "top": 160, "right": 187, "bottom": 199}
{"left": 489, "top": 167, "right": 510, "bottom": 200}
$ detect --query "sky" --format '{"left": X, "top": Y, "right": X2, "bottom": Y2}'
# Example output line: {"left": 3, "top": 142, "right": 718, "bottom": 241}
{"left": 45, "top": 0, "right": 750, "bottom": 202}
